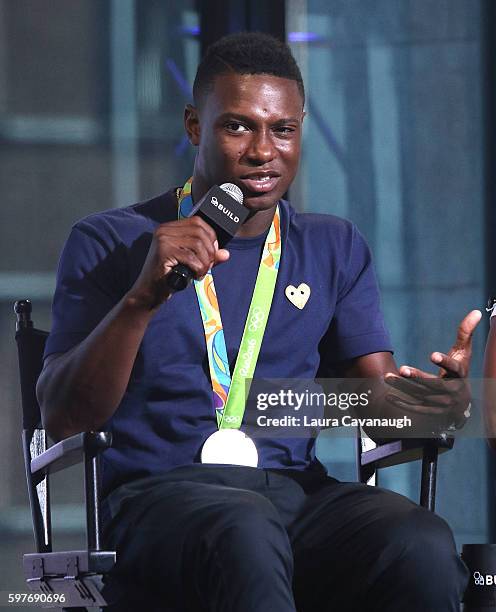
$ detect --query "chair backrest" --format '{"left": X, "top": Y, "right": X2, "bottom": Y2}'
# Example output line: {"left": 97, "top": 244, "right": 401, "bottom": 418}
{"left": 14, "top": 300, "right": 48, "bottom": 430}
{"left": 14, "top": 299, "right": 52, "bottom": 553}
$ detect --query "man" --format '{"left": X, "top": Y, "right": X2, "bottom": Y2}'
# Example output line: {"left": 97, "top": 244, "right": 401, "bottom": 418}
{"left": 38, "top": 32, "right": 480, "bottom": 611}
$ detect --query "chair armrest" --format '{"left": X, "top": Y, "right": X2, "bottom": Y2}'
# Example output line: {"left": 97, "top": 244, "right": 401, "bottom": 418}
{"left": 24, "top": 549, "right": 116, "bottom": 576}
{"left": 361, "top": 437, "right": 454, "bottom": 470}
{"left": 31, "top": 431, "right": 112, "bottom": 479}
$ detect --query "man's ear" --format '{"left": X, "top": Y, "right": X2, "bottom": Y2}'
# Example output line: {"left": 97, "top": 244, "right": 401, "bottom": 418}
{"left": 184, "top": 104, "right": 200, "bottom": 146}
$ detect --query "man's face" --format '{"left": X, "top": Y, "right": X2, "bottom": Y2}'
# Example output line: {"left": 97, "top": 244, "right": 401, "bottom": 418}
{"left": 185, "top": 72, "right": 305, "bottom": 211}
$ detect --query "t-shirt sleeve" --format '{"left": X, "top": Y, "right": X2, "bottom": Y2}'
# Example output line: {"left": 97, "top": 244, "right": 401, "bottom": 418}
{"left": 320, "top": 224, "right": 393, "bottom": 367}
{"left": 44, "top": 222, "right": 127, "bottom": 358}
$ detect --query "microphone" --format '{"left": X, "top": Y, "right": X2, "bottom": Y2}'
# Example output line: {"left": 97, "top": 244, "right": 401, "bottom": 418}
{"left": 167, "top": 183, "right": 247, "bottom": 291}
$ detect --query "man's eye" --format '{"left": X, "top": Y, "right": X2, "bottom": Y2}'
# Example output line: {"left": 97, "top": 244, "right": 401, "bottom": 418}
{"left": 225, "top": 122, "right": 248, "bottom": 133}
{"left": 276, "top": 126, "right": 296, "bottom": 135}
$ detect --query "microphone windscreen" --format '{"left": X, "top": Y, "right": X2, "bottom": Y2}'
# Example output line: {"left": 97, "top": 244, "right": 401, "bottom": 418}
{"left": 220, "top": 183, "right": 243, "bottom": 205}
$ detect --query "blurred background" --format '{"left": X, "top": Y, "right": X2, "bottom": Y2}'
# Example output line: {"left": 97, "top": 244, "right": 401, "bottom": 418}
{"left": 0, "top": 0, "right": 494, "bottom": 605}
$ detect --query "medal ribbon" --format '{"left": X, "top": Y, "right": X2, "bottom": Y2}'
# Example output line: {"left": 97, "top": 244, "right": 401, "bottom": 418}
{"left": 177, "top": 178, "right": 281, "bottom": 429}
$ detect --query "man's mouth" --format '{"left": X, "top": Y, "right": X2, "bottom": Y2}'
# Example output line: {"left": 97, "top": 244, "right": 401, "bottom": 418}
{"left": 238, "top": 173, "right": 281, "bottom": 194}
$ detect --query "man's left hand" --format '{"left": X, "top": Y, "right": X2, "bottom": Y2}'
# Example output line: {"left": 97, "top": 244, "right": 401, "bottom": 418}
{"left": 384, "top": 310, "right": 482, "bottom": 430}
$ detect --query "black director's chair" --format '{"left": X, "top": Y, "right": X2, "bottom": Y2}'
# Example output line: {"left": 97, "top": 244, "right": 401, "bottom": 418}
{"left": 14, "top": 298, "right": 453, "bottom": 609}
{"left": 14, "top": 299, "right": 115, "bottom": 610}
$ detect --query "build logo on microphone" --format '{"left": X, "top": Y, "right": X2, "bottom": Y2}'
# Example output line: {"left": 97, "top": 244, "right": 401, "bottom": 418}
{"left": 473, "top": 570, "right": 496, "bottom": 586}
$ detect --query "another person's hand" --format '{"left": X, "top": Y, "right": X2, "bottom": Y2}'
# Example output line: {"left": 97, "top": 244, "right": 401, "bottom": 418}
{"left": 383, "top": 310, "right": 482, "bottom": 433}
{"left": 483, "top": 304, "right": 496, "bottom": 449}
{"left": 128, "top": 217, "right": 230, "bottom": 309}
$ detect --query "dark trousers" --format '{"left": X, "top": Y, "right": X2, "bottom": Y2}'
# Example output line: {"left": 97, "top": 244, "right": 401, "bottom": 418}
{"left": 101, "top": 465, "right": 468, "bottom": 612}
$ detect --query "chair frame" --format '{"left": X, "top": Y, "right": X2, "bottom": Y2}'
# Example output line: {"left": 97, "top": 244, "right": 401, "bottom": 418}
{"left": 356, "top": 434, "right": 454, "bottom": 511}
{"left": 15, "top": 299, "right": 115, "bottom": 610}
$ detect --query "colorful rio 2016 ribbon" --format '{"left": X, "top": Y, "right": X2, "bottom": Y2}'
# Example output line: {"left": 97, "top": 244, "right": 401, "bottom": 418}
{"left": 177, "top": 177, "right": 281, "bottom": 430}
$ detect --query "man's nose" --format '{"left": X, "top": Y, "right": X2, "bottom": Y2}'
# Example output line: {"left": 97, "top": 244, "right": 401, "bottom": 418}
{"left": 245, "top": 130, "right": 276, "bottom": 164}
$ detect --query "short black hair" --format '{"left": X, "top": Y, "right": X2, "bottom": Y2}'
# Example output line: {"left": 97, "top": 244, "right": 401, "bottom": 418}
{"left": 193, "top": 32, "right": 305, "bottom": 107}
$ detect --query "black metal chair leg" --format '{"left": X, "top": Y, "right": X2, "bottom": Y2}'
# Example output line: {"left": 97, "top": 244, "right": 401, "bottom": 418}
{"left": 420, "top": 442, "right": 439, "bottom": 512}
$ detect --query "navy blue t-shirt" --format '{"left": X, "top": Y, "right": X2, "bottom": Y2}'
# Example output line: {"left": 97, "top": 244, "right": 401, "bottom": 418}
{"left": 45, "top": 190, "right": 392, "bottom": 498}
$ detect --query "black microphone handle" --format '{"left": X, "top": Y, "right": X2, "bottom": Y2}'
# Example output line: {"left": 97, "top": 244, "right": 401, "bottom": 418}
{"left": 167, "top": 226, "right": 231, "bottom": 291}
{"left": 167, "top": 263, "right": 193, "bottom": 291}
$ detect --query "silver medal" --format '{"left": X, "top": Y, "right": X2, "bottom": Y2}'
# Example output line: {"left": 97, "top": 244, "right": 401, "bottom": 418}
{"left": 201, "top": 429, "right": 258, "bottom": 467}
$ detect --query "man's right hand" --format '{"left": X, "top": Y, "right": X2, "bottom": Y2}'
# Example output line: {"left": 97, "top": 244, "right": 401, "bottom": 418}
{"left": 128, "top": 216, "right": 230, "bottom": 309}
{"left": 38, "top": 216, "right": 229, "bottom": 441}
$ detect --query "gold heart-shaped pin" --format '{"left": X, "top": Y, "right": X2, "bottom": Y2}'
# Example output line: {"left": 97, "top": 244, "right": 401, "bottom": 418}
{"left": 285, "top": 283, "right": 311, "bottom": 309}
